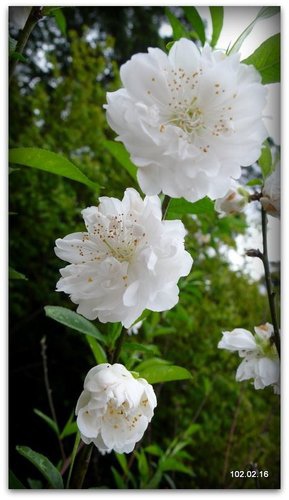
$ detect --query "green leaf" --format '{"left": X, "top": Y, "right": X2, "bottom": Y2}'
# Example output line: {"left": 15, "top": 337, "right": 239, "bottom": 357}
{"left": 167, "top": 196, "right": 214, "bottom": 219}
{"left": 10, "top": 51, "right": 27, "bottom": 62}
{"left": 138, "top": 363, "right": 192, "bottom": 384}
{"left": 144, "top": 444, "right": 163, "bottom": 457}
{"left": 53, "top": 8, "right": 66, "bottom": 36}
{"left": 107, "top": 322, "right": 123, "bottom": 349}
{"left": 160, "top": 457, "right": 194, "bottom": 476}
{"left": 60, "top": 414, "right": 78, "bottom": 440}
{"left": 9, "top": 148, "right": 98, "bottom": 191}
{"left": 86, "top": 337, "right": 107, "bottom": 364}
{"left": 135, "top": 357, "right": 172, "bottom": 373}
{"left": 165, "top": 8, "right": 190, "bottom": 41}
{"left": 66, "top": 432, "right": 81, "bottom": 488}
{"left": 9, "top": 267, "right": 28, "bottom": 280}
{"left": 33, "top": 409, "right": 59, "bottom": 436}
{"left": 103, "top": 140, "right": 137, "bottom": 181}
{"left": 9, "top": 470, "right": 26, "bottom": 489}
{"left": 210, "top": 7, "right": 224, "bottom": 47}
{"left": 242, "top": 33, "right": 280, "bottom": 84}
{"left": 16, "top": 446, "right": 64, "bottom": 489}
{"left": 258, "top": 141, "right": 273, "bottom": 179}
{"left": 111, "top": 466, "right": 126, "bottom": 488}
{"left": 27, "top": 478, "right": 43, "bottom": 489}
{"left": 229, "top": 7, "right": 280, "bottom": 54}
{"left": 123, "top": 342, "right": 159, "bottom": 355}
{"left": 136, "top": 449, "right": 150, "bottom": 482}
{"left": 9, "top": 36, "right": 17, "bottom": 55}
{"left": 44, "top": 306, "right": 107, "bottom": 345}
{"left": 183, "top": 7, "right": 206, "bottom": 45}
{"left": 246, "top": 178, "right": 263, "bottom": 187}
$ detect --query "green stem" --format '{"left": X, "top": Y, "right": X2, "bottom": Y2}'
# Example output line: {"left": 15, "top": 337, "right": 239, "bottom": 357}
{"left": 161, "top": 195, "right": 171, "bottom": 219}
{"left": 260, "top": 208, "right": 280, "bottom": 357}
{"left": 9, "top": 7, "right": 43, "bottom": 82}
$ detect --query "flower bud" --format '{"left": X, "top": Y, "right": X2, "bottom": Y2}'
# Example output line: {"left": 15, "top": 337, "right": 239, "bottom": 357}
{"left": 260, "top": 163, "right": 280, "bottom": 218}
{"left": 214, "top": 181, "right": 248, "bottom": 217}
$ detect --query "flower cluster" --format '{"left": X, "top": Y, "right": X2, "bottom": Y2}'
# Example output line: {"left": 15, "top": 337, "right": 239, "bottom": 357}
{"left": 55, "top": 188, "right": 192, "bottom": 328}
{"left": 218, "top": 323, "right": 280, "bottom": 393}
{"left": 76, "top": 363, "right": 157, "bottom": 454}
{"left": 105, "top": 38, "right": 267, "bottom": 202}
{"left": 52, "top": 35, "right": 280, "bottom": 455}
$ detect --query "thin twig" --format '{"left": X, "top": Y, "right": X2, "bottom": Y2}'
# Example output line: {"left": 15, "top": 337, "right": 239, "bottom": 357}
{"left": 222, "top": 389, "right": 243, "bottom": 486}
{"left": 260, "top": 208, "right": 280, "bottom": 356}
{"left": 161, "top": 195, "right": 171, "bottom": 219}
{"left": 9, "top": 7, "right": 43, "bottom": 82}
{"left": 40, "top": 336, "right": 66, "bottom": 462}
{"left": 70, "top": 444, "right": 93, "bottom": 489}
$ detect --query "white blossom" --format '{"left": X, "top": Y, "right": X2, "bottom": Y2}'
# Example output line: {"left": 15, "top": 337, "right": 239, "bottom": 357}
{"left": 105, "top": 38, "right": 267, "bottom": 202}
{"left": 214, "top": 180, "right": 248, "bottom": 217}
{"left": 218, "top": 323, "right": 280, "bottom": 393}
{"left": 55, "top": 188, "right": 192, "bottom": 328}
{"left": 260, "top": 163, "right": 280, "bottom": 218}
{"left": 76, "top": 363, "right": 157, "bottom": 454}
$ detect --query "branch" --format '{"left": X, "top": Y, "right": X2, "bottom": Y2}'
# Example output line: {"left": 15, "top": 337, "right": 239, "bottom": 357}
{"left": 9, "top": 7, "right": 43, "bottom": 82}
{"left": 40, "top": 336, "right": 66, "bottom": 463}
{"left": 260, "top": 208, "right": 280, "bottom": 356}
{"left": 245, "top": 209, "right": 280, "bottom": 357}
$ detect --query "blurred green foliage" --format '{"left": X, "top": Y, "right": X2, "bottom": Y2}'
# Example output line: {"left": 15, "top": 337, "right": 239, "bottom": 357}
{"left": 9, "top": 7, "right": 279, "bottom": 490}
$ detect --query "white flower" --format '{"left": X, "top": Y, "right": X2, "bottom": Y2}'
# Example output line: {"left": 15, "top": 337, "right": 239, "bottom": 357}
{"left": 76, "top": 363, "right": 157, "bottom": 454}
{"left": 105, "top": 38, "right": 267, "bottom": 202}
{"left": 9, "top": 7, "right": 31, "bottom": 29}
{"left": 55, "top": 188, "right": 192, "bottom": 328}
{"left": 218, "top": 323, "right": 280, "bottom": 393}
{"left": 127, "top": 320, "right": 143, "bottom": 336}
{"left": 214, "top": 180, "right": 248, "bottom": 217}
{"left": 260, "top": 163, "right": 280, "bottom": 218}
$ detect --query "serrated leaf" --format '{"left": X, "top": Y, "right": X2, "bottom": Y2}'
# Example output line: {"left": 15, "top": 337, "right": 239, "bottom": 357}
{"left": 138, "top": 363, "right": 192, "bottom": 384}
{"left": 9, "top": 470, "right": 26, "bottom": 489}
{"left": 242, "top": 33, "right": 280, "bottom": 84}
{"left": 103, "top": 140, "right": 137, "bottom": 181}
{"left": 9, "top": 267, "right": 28, "bottom": 280}
{"left": 167, "top": 196, "right": 214, "bottom": 219}
{"left": 33, "top": 409, "right": 59, "bottom": 435}
{"left": 44, "top": 306, "right": 107, "bottom": 345}
{"left": 229, "top": 7, "right": 280, "bottom": 54}
{"left": 53, "top": 8, "right": 66, "bottom": 36}
{"left": 16, "top": 446, "right": 64, "bottom": 489}
{"left": 183, "top": 7, "right": 206, "bottom": 45}
{"left": 210, "top": 7, "right": 224, "bottom": 47}
{"left": 9, "top": 148, "right": 98, "bottom": 191}
{"left": 165, "top": 8, "right": 189, "bottom": 41}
